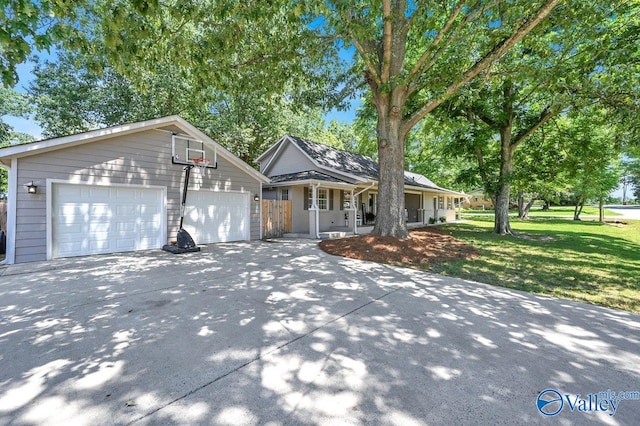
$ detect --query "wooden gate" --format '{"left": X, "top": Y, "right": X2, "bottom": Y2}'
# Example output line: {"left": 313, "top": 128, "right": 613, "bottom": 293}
{"left": 262, "top": 200, "right": 292, "bottom": 238}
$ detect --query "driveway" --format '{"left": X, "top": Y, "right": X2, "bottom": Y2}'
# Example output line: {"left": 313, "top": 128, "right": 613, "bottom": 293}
{"left": 1, "top": 240, "right": 639, "bottom": 425}
{"left": 605, "top": 205, "right": 640, "bottom": 220}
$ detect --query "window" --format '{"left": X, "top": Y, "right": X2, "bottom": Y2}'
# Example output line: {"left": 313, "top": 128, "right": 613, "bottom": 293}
{"left": 438, "top": 196, "right": 444, "bottom": 210}
{"left": 317, "top": 188, "right": 328, "bottom": 210}
{"left": 308, "top": 188, "right": 328, "bottom": 210}
{"left": 447, "top": 197, "right": 453, "bottom": 210}
{"left": 280, "top": 189, "right": 289, "bottom": 201}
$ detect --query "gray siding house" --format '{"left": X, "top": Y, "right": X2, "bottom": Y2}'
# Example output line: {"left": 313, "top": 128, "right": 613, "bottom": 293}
{"left": 0, "top": 116, "right": 268, "bottom": 264}
{"left": 257, "top": 135, "right": 464, "bottom": 238}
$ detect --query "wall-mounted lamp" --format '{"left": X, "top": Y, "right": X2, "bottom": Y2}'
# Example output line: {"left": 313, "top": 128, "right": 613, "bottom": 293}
{"left": 26, "top": 181, "right": 37, "bottom": 194}
{"left": 253, "top": 194, "right": 260, "bottom": 202}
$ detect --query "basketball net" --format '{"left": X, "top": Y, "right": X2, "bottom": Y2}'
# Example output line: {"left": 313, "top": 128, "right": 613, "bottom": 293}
{"left": 192, "top": 158, "right": 210, "bottom": 173}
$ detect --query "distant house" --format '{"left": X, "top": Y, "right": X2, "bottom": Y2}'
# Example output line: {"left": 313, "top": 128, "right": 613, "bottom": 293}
{"left": 462, "top": 188, "right": 494, "bottom": 210}
{"left": 257, "top": 135, "right": 465, "bottom": 238}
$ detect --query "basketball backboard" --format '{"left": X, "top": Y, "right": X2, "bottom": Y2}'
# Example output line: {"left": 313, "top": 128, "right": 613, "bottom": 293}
{"left": 171, "top": 134, "right": 217, "bottom": 168}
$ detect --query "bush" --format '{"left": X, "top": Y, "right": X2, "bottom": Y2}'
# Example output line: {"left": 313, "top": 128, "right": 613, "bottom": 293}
{"left": 428, "top": 217, "right": 436, "bottom": 224}
{"left": 439, "top": 216, "right": 447, "bottom": 223}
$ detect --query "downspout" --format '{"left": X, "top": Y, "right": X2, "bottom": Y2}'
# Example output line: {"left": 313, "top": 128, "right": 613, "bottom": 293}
{"left": 352, "top": 181, "right": 376, "bottom": 235}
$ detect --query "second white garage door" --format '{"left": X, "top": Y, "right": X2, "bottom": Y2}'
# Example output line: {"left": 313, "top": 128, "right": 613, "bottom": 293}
{"left": 51, "top": 183, "right": 165, "bottom": 259}
{"left": 182, "top": 191, "right": 250, "bottom": 243}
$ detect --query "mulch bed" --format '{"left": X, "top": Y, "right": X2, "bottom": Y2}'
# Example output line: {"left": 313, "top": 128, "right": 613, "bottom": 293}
{"left": 319, "top": 226, "right": 478, "bottom": 266}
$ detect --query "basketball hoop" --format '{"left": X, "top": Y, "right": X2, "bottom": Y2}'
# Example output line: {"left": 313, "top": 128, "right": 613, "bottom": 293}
{"left": 192, "top": 157, "right": 210, "bottom": 172}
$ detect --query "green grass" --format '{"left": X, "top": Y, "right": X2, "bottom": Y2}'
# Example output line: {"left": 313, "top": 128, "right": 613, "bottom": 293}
{"left": 462, "top": 205, "right": 620, "bottom": 216}
{"left": 430, "top": 217, "right": 640, "bottom": 312}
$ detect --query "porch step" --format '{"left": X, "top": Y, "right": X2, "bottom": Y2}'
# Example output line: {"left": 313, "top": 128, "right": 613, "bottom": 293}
{"left": 319, "top": 231, "right": 349, "bottom": 240}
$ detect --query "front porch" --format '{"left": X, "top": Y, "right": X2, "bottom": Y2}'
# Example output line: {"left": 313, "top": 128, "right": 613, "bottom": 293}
{"left": 284, "top": 220, "right": 452, "bottom": 240}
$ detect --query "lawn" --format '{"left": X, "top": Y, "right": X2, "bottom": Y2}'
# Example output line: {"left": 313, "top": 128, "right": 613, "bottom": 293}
{"left": 431, "top": 217, "right": 640, "bottom": 312}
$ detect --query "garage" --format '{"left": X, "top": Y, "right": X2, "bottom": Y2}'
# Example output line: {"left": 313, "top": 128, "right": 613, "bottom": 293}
{"left": 0, "top": 116, "right": 267, "bottom": 264}
{"left": 182, "top": 190, "right": 249, "bottom": 244}
{"left": 50, "top": 183, "right": 166, "bottom": 258}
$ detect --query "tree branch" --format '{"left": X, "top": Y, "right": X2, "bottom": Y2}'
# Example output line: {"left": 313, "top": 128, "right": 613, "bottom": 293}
{"left": 406, "top": 0, "right": 468, "bottom": 84}
{"left": 381, "top": 0, "right": 393, "bottom": 83}
{"left": 512, "top": 106, "right": 560, "bottom": 147}
{"left": 402, "top": 0, "right": 561, "bottom": 136}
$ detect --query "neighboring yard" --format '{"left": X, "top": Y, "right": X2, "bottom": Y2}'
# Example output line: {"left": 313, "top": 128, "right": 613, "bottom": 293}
{"left": 321, "top": 217, "right": 640, "bottom": 313}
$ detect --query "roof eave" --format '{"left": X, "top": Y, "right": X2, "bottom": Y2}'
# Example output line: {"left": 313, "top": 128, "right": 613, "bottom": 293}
{"left": 264, "top": 179, "right": 356, "bottom": 189}
{"left": 0, "top": 115, "right": 183, "bottom": 159}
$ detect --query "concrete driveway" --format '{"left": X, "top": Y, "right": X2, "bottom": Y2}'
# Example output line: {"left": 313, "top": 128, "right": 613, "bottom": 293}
{"left": 605, "top": 205, "right": 640, "bottom": 220}
{"left": 1, "top": 240, "right": 639, "bottom": 425}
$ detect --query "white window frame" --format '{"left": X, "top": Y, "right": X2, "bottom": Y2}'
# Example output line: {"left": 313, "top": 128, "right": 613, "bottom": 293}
{"left": 317, "top": 188, "right": 328, "bottom": 210}
{"left": 280, "top": 189, "right": 289, "bottom": 201}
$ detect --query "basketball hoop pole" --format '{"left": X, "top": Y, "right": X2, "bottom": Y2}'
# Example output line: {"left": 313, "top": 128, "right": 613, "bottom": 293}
{"left": 179, "top": 164, "right": 194, "bottom": 230}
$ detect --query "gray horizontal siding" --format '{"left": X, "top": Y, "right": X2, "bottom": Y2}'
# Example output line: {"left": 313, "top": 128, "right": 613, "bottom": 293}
{"left": 267, "top": 142, "right": 316, "bottom": 177}
{"left": 15, "top": 129, "right": 261, "bottom": 263}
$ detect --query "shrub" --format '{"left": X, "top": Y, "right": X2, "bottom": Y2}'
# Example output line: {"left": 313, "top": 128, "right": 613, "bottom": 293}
{"left": 439, "top": 216, "right": 447, "bottom": 223}
{"left": 428, "top": 217, "right": 436, "bottom": 224}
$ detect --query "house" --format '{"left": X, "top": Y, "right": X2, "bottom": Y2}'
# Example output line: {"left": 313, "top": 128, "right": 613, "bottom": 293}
{"left": 462, "top": 188, "right": 494, "bottom": 210}
{"left": 257, "top": 135, "right": 464, "bottom": 238}
{"left": 0, "top": 116, "right": 268, "bottom": 264}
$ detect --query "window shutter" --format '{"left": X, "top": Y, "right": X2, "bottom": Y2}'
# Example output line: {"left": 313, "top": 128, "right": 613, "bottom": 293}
{"left": 329, "top": 189, "right": 334, "bottom": 210}
{"left": 303, "top": 187, "right": 309, "bottom": 210}
{"left": 340, "top": 191, "right": 344, "bottom": 211}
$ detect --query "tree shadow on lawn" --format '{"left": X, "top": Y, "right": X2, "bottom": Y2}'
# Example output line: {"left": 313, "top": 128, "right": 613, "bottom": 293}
{"left": 441, "top": 219, "right": 640, "bottom": 312}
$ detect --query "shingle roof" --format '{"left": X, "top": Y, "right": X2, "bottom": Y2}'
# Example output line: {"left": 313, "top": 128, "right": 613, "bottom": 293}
{"left": 288, "top": 136, "right": 379, "bottom": 180}
{"left": 287, "top": 135, "right": 457, "bottom": 193}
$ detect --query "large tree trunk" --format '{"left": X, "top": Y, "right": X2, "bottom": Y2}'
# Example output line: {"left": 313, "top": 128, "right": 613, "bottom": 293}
{"left": 494, "top": 85, "right": 516, "bottom": 235}
{"left": 373, "top": 103, "right": 409, "bottom": 238}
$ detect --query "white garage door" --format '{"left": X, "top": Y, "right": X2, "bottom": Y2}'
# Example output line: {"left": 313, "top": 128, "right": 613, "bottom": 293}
{"left": 51, "top": 184, "right": 165, "bottom": 258}
{"left": 182, "top": 191, "right": 249, "bottom": 244}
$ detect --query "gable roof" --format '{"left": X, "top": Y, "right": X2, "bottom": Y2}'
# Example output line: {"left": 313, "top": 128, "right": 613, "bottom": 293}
{"left": 260, "top": 135, "right": 463, "bottom": 194}
{"left": 0, "top": 115, "right": 269, "bottom": 183}
{"left": 288, "top": 136, "right": 379, "bottom": 180}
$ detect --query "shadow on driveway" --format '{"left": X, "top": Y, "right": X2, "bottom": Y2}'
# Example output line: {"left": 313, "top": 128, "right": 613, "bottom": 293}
{"left": 0, "top": 240, "right": 639, "bottom": 425}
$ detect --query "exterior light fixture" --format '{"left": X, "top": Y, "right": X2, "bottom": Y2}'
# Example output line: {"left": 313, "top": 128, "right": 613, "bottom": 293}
{"left": 26, "top": 181, "right": 37, "bottom": 194}
{"left": 253, "top": 194, "right": 260, "bottom": 202}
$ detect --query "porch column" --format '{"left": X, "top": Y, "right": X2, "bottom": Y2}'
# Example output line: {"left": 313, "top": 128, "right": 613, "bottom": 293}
{"left": 308, "top": 184, "right": 319, "bottom": 238}
{"left": 351, "top": 189, "right": 357, "bottom": 235}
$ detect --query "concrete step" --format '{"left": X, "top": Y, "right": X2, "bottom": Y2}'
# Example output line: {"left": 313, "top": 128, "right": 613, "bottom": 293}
{"left": 319, "top": 231, "right": 349, "bottom": 240}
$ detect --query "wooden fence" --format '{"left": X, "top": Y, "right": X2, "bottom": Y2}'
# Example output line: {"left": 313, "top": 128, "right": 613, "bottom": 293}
{"left": 262, "top": 200, "right": 292, "bottom": 238}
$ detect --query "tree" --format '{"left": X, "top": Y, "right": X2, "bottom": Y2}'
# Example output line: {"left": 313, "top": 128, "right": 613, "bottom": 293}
{"left": 322, "top": 0, "right": 562, "bottom": 237}
{"left": 436, "top": 0, "right": 637, "bottom": 233}
{"left": 1, "top": 87, "right": 35, "bottom": 192}
{"left": 622, "top": 159, "right": 640, "bottom": 203}
{"left": 558, "top": 111, "right": 622, "bottom": 221}
{"left": 27, "top": 48, "right": 357, "bottom": 164}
